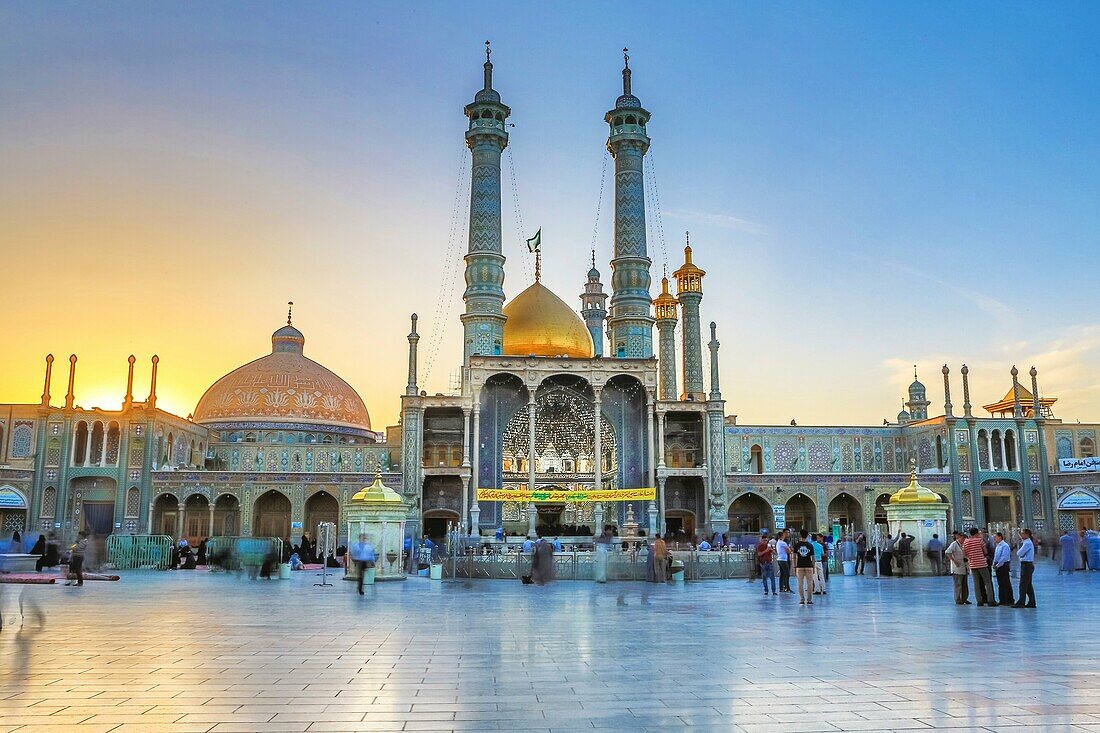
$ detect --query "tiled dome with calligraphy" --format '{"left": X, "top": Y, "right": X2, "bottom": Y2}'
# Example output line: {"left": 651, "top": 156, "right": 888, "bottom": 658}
{"left": 193, "top": 322, "right": 371, "bottom": 435}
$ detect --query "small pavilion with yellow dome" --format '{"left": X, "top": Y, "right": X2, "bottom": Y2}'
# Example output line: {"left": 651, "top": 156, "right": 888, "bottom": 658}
{"left": 884, "top": 464, "right": 950, "bottom": 575}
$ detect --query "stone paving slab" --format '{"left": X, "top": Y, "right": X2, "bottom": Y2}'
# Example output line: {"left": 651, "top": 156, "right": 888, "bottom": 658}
{"left": 0, "top": 563, "right": 1096, "bottom": 732}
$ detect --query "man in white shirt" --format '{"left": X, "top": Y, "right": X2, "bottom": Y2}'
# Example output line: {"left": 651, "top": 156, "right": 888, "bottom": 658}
{"left": 945, "top": 531, "right": 970, "bottom": 605}
{"left": 776, "top": 530, "right": 792, "bottom": 593}
{"left": 992, "top": 532, "right": 1015, "bottom": 607}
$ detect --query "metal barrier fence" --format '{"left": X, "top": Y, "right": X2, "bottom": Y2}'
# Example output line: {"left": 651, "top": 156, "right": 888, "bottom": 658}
{"left": 205, "top": 536, "right": 284, "bottom": 570}
{"left": 447, "top": 549, "right": 757, "bottom": 581}
{"left": 106, "top": 535, "right": 174, "bottom": 570}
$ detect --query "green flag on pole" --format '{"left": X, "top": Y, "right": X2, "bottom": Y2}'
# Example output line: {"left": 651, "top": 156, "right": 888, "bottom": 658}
{"left": 526, "top": 228, "right": 541, "bottom": 253}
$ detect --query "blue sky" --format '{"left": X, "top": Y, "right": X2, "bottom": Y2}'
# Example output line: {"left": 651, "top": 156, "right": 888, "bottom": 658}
{"left": 2, "top": 2, "right": 1098, "bottom": 426}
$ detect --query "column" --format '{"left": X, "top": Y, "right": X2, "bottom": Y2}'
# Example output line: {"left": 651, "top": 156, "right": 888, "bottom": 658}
{"left": 526, "top": 502, "right": 537, "bottom": 538}
{"left": 646, "top": 394, "right": 656, "bottom": 485}
{"left": 208, "top": 504, "right": 216, "bottom": 537}
{"left": 999, "top": 434, "right": 1008, "bottom": 471}
{"left": 987, "top": 433, "right": 995, "bottom": 471}
{"left": 593, "top": 387, "right": 602, "bottom": 491}
{"left": 657, "top": 412, "right": 666, "bottom": 468}
{"left": 594, "top": 502, "right": 604, "bottom": 534}
{"left": 175, "top": 507, "right": 184, "bottom": 540}
{"left": 647, "top": 501, "right": 658, "bottom": 536}
{"left": 657, "top": 476, "right": 667, "bottom": 534}
{"left": 527, "top": 390, "right": 537, "bottom": 492}
{"left": 469, "top": 403, "right": 481, "bottom": 536}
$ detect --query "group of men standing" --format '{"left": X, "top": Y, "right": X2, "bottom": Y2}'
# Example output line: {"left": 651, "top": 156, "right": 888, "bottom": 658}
{"left": 757, "top": 528, "right": 829, "bottom": 604}
{"left": 944, "top": 527, "right": 1037, "bottom": 608}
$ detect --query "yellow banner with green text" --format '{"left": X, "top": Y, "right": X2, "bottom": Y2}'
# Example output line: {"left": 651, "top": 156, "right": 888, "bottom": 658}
{"left": 475, "top": 488, "right": 656, "bottom": 503}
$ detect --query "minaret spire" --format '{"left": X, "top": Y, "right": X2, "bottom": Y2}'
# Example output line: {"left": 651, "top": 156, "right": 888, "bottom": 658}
{"left": 622, "top": 47, "right": 631, "bottom": 95}
{"left": 406, "top": 314, "right": 420, "bottom": 397}
{"left": 484, "top": 40, "right": 493, "bottom": 89}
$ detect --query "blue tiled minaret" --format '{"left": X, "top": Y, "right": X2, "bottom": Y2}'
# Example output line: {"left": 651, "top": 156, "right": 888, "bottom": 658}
{"left": 461, "top": 42, "right": 510, "bottom": 360}
{"left": 605, "top": 49, "right": 654, "bottom": 359}
{"left": 580, "top": 251, "right": 608, "bottom": 357}
{"left": 673, "top": 237, "right": 706, "bottom": 400}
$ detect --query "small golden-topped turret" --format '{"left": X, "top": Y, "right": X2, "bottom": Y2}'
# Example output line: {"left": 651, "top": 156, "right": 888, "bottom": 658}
{"left": 653, "top": 276, "right": 678, "bottom": 321}
{"left": 672, "top": 237, "right": 705, "bottom": 295}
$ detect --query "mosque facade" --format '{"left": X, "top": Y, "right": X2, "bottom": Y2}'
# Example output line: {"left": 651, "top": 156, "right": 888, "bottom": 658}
{"left": 3, "top": 52, "right": 1100, "bottom": 549}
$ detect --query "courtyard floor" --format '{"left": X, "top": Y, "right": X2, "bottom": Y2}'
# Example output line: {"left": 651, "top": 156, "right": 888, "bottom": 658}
{"left": 0, "top": 562, "right": 1096, "bottom": 733}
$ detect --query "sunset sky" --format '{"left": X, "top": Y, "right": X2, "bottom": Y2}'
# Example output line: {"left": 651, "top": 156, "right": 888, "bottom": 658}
{"left": 2, "top": 2, "right": 1098, "bottom": 429}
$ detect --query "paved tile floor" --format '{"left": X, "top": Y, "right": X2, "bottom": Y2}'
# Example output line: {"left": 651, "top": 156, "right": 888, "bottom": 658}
{"left": 0, "top": 562, "right": 1096, "bottom": 732}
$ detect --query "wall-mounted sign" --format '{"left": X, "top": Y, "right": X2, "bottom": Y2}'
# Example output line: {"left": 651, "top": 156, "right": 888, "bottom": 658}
{"left": 0, "top": 488, "right": 27, "bottom": 509}
{"left": 1059, "top": 491, "right": 1100, "bottom": 510}
{"left": 476, "top": 488, "right": 655, "bottom": 503}
{"left": 291, "top": 521, "right": 303, "bottom": 529}
{"left": 1059, "top": 457, "right": 1100, "bottom": 473}
{"left": 773, "top": 505, "right": 786, "bottom": 529}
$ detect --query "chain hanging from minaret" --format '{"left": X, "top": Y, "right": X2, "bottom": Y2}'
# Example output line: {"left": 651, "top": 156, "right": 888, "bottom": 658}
{"left": 605, "top": 48, "right": 654, "bottom": 359}
{"left": 461, "top": 41, "right": 510, "bottom": 360}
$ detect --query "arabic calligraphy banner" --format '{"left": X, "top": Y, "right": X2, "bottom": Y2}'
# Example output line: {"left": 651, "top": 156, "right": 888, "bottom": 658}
{"left": 1059, "top": 457, "right": 1100, "bottom": 473}
{"left": 475, "top": 488, "right": 656, "bottom": 504}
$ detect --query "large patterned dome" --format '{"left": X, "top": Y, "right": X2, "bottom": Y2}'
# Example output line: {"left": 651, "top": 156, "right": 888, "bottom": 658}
{"left": 502, "top": 281, "right": 594, "bottom": 359}
{"left": 193, "top": 322, "right": 371, "bottom": 435}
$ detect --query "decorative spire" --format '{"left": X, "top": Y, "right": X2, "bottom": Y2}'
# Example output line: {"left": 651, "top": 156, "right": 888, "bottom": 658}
{"left": 942, "top": 364, "right": 952, "bottom": 418}
{"left": 914, "top": 364, "right": 918, "bottom": 381}
{"left": 124, "top": 354, "right": 136, "bottom": 408}
{"left": 406, "top": 313, "right": 420, "bottom": 397}
{"left": 147, "top": 355, "right": 159, "bottom": 409}
{"left": 40, "top": 354, "right": 53, "bottom": 408}
{"left": 64, "top": 354, "right": 77, "bottom": 409}
{"left": 961, "top": 363, "right": 972, "bottom": 418}
{"left": 534, "top": 250, "right": 541, "bottom": 282}
{"left": 622, "top": 47, "right": 631, "bottom": 95}
{"left": 287, "top": 301, "right": 294, "bottom": 326}
{"left": 484, "top": 40, "right": 493, "bottom": 90}
{"left": 708, "top": 321, "right": 721, "bottom": 401}
{"left": 591, "top": 249, "right": 596, "bottom": 270}
{"left": 1030, "top": 366, "right": 1041, "bottom": 419}
{"left": 1011, "top": 365, "right": 1022, "bottom": 418}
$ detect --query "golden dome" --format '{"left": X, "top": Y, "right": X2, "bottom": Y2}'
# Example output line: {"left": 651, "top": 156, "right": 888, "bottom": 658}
{"left": 889, "top": 472, "right": 944, "bottom": 504}
{"left": 350, "top": 475, "right": 405, "bottom": 503}
{"left": 502, "top": 281, "right": 594, "bottom": 359}
{"left": 194, "top": 323, "right": 371, "bottom": 435}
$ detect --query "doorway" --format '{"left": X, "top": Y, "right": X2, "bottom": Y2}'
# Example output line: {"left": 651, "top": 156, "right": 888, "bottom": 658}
{"left": 305, "top": 491, "right": 339, "bottom": 538}
{"left": 983, "top": 493, "right": 1016, "bottom": 525}
{"left": 422, "top": 510, "right": 458, "bottom": 541}
{"left": 253, "top": 490, "right": 291, "bottom": 539}
{"left": 153, "top": 494, "right": 178, "bottom": 536}
{"left": 664, "top": 510, "right": 695, "bottom": 541}
{"left": 1075, "top": 511, "right": 1098, "bottom": 531}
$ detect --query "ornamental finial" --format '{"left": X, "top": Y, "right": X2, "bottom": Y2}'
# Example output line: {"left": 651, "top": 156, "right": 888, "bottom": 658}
{"left": 483, "top": 40, "right": 493, "bottom": 90}
{"left": 621, "top": 47, "right": 631, "bottom": 95}
{"left": 287, "top": 301, "right": 294, "bottom": 325}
